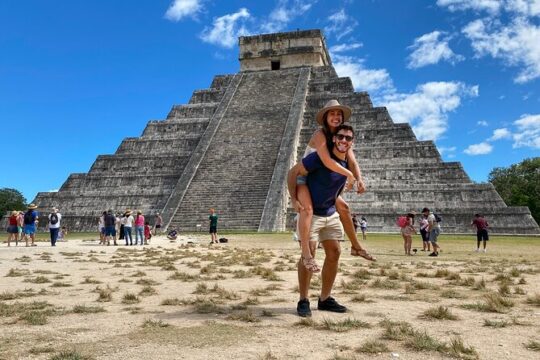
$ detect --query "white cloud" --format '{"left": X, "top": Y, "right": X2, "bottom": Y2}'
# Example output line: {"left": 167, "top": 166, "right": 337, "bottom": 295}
{"left": 329, "top": 43, "right": 363, "bottom": 53}
{"left": 164, "top": 0, "right": 203, "bottom": 21}
{"left": 407, "top": 31, "right": 464, "bottom": 68}
{"left": 512, "top": 113, "right": 540, "bottom": 148}
{"left": 324, "top": 9, "right": 358, "bottom": 40}
{"left": 199, "top": 8, "right": 251, "bottom": 48}
{"left": 383, "top": 82, "right": 479, "bottom": 141}
{"left": 437, "top": 0, "right": 502, "bottom": 14}
{"left": 439, "top": 146, "right": 457, "bottom": 156}
{"left": 490, "top": 127, "right": 512, "bottom": 140}
{"left": 477, "top": 120, "right": 489, "bottom": 126}
{"left": 261, "top": 0, "right": 316, "bottom": 33}
{"left": 333, "top": 55, "right": 395, "bottom": 95}
{"left": 48, "top": 189, "right": 59, "bottom": 193}
{"left": 463, "top": 17, "right": 540, "bottom": 83}
{"left": 464, "top": 141, "right": 494, "bottom": 154}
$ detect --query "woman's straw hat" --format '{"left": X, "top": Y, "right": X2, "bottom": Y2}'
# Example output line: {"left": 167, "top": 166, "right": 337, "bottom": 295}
{"left": 27, "top": 203, "right": 37, "bottom": 210}
{"left": 315, "top": 99, "right": 352, "bottom": 125}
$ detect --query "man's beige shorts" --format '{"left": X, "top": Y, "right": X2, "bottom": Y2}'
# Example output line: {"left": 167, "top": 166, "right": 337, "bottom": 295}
{"left": 309, "top": 212, "right": 344, "bottom": 243}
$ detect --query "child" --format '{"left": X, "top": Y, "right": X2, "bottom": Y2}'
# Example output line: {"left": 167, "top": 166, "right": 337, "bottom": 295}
{"left": 144, "top": 221, "right": 152, "bottom": 245}
{"left": 57, "top": 226, "right": 67, "bottom": 242}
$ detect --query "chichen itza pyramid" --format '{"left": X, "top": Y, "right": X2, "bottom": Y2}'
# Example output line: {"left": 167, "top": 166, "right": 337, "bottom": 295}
{"left": 33, "top": 29, "right": 539, "bottom": 234}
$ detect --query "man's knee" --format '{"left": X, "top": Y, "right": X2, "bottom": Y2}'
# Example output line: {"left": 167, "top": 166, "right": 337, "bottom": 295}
{"left": 300, "top": 205, "right": 313, "bottom": 217}
{"left": 324, "top": 243, "right": 341, "bottom": 262}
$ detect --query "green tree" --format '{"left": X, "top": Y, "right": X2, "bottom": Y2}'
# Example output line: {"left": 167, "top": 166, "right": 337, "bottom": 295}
{"left": 0, "top": 188, "right": 27, "bottom": 216}
{"left": 488, "top": 157, "right": 540, "bottom": 224}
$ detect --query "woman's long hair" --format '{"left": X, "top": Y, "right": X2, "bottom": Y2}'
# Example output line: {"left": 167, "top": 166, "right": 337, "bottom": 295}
{"left": 321, "top": 110, "right": 344, "bottom": 151}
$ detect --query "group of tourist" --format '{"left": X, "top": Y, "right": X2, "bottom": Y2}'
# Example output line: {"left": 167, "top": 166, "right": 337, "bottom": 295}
{"left": 5, "top": 203, "right": 66, "bottom": 247}
{"left": 97, "top": 210, "right": 163, "bottom": 246}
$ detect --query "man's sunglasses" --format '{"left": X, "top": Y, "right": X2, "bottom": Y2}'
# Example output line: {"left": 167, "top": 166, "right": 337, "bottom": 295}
{"left": 335, "top": 134, "right": 354, "bottom": 142}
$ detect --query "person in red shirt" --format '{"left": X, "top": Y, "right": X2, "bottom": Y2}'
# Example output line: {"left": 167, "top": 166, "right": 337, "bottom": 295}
{"left": 472, "top": 214, "right": 489, "bottom": 253}
{"left": 7, "top": 210, "right": 19, "bottom": 246}
{"left": 144, "top": 221, "right": 152, "bottom": 245}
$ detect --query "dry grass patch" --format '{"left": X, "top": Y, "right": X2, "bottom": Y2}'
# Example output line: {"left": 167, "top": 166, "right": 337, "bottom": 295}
{"left": 226, "top": 310, "right": 260, "bottom": 323}
{"left": 356, "top": 340, "right": 389, "bottom": 354}
{"left": 25, "top": 275, "right": 51, "bottom": 284}
{"left": 0, "top": 288, "right": 38, "bottom": 300}
{"left": 72, "top": 305, "right": 106, "bottom": 314}
{"left": 167, "top": 271, "right": 200, "bottom": 282}
{"left": 483, "top": 319, "right": 509, "bottom": 328}
{"left": 121, "top": 292, "right": 140, "bottom": 304}
{"left": 194, "top": 298, "right": 227, "bottom": 314}
{"left": 142, "top": 319, "right": 170, "bottom": 328}
{"left": 350, "top": 294, "right": 374, "bottom": 303}
{"left": 441, "top": 289, "right": 467, "bottom": 299}
{"left": 49, "top": 350, "right": 94, "bottom": 360}
{"left": 51, "top": 281, "right": 72, "bottom": 288}
{"left": 526, "top": 293, "right": 540, "bottom": 306}
{"left": 420, "top": 306, "right": 459, "bottom": 320}
{"left": 318, "top": 318, "right": 371, "bottom": 332}
{"left": 135, "top": 278, "right": 161, "bottom": 286}
{"left": 370, "top": 278, "right": 400, "bottom": 289}
{"left": 5, "top": 268, "right": 31, "bottom": 277}
{"left": 525, "top": 340, "right": 540, "bottom": 351}
{"left": 81, "top": 277, "right": 101, "bottom": 284}
{"left": 461, "top": 292, "right": 514, "bottom": 313}
{"left": 139, "top": 286, "right": 157, "bottom": 297}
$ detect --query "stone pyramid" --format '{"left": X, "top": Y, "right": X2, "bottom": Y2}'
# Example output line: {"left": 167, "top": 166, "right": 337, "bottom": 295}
{"left": 33, "top": 29, "right": 539, "bottom": 234}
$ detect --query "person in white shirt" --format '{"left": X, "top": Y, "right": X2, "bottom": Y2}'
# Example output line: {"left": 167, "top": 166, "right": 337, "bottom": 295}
{"left": 47, "top": 207, "right": 62, "bottom": 247}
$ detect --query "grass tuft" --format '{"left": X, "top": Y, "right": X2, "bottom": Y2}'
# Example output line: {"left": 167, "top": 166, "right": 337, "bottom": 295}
{"left": 420, "top": 306, "right": 458, "bottom": 320}
{"left": 356, "top": 340, "right": 389, "bottom": 354}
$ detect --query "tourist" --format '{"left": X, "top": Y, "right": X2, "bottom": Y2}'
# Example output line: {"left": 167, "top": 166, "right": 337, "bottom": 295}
{"left": 22, "top": 203, "right": 39, "bottom": 247}
{"left": 6, "top": 210, "right": 19, "bottom": 246}
{"left": 352, "top": 214, "right": 359, "bottom": 232}
{"left": 209, "top": 208, "right": 218, "bottom": 244}
{"left": 419, "top": 211, "right": 430, "bottom": 252}
{"left": 144, "top": 221, "right": 152, "bottom": 245}
{"left": 288, "top": 124, "right": 357, "bottom": 316}
{"left": 400, "top": 212, "right": 416, "bottom": 256}
{"left": 360, "top": 216, "right": 368, "bottom": 241}
{"left": 134, "top": 210, "right": 145, "bottom": 246}
{"left": 293, "top": 100, "right": 374, "bottom": 273}
{"left": 17, "top": 211, "right": 24, "bottom": 243}
{"left": 472, "top": 213, "right": 489, "bottom": 253}
{"left": 167, "top": 227, "right": 178, "bottom": 240}
{"left": 153, "top": 212, "right": 163, "bottom": 235}
{"left": 103, "top": 209, "right": 117, "bottom": 246}
{"left": 98, "top": 211, "right": 106, "bottom": 244}
{"left": 57, "top": 226, "right": 67, "bottom": 242}
{"left": 118, "top": 212, "right": 125, "bottom": 241}
{"left": 422, "top": 207, "right": 441, "bottom": 257}
{"left": 123, "top": 210, "right": 134, "bottom": 246}
{"left": 47, "top": 207, "right": 62, "bottom": 247}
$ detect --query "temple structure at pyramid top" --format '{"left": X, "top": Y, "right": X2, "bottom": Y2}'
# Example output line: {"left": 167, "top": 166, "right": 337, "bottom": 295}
{"left": 30, "top": 29, "right": 539, "bottom": 234}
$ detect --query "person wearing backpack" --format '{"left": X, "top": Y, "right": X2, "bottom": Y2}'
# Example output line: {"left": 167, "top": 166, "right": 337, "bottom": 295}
{"left": 47, "top": 207, "right": 62, "bottom": 246}
{"left": 22, "top": 204, "right": 39, "bottom": 247}
{"left": 422, "top": 207, "right": 441, "bottom": 257}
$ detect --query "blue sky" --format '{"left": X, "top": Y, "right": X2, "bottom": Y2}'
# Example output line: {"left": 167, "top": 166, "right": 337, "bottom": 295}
{"left": 1, "top": 0, "right": 539, "bottom": 203}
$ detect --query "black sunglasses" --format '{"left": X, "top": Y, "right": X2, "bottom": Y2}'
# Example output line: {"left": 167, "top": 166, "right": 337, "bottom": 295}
{"left": 335, "top": 134, "right": 354, "bottom": 142}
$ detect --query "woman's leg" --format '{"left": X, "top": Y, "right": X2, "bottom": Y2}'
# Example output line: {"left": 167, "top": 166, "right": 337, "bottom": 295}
{"left": 406, "top": 236, "right": 412, "bottom": 255}
{"left": 336, "top": 196, "right": 363, "bottom": 250}
{"left": 402, "top": 234, "right": 407, "bottom": 254}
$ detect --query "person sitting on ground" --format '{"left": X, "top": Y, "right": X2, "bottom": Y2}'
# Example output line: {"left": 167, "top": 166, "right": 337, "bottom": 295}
{"left": 167, "top": 227, "right": 178, "bottom": 240}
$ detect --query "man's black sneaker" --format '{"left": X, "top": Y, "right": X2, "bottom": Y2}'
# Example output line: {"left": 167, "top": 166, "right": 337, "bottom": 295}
{"left": 297, "top": 298, "right": 312, "bottom": 317}
{"left": 318, "top": 296, "right": 347, "bottom": 313}
{"left": 428, "top": 252, "right": 439, "bottom": 257}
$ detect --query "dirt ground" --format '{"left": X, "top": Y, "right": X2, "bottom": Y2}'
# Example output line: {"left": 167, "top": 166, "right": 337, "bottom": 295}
{"left": 0, "top": 233, "right": 539, "bottom": 360}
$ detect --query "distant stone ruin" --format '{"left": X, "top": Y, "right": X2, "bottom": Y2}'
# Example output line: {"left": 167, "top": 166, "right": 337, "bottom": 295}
{"left": 32, "top": 29, "right": 539, "bottom": 234}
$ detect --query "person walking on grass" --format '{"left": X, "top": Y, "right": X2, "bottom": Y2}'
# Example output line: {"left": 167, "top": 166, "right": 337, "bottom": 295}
{"left": 134, "top": 210, "right": 145, "bottom": 246}
{"left": 47, "top": 207, "right": 62, "bottom": 247}
{"left": 419, "top": 212, "right": 430, "bottom": 252}
{"left": 22, "top": 204, "right": 39, "bottom": 247}
{"left": 472, "top": 213, "right": 489, "bottom": 253}
{"left": 153, "top": 212, "right": 163, "bottom": 235}
{"left": 288, "top": 124, "right": 357, "bottom": 317}
{"left": 400, "top": 212, "right": 416, "bottom": 256}
{"left": 209, "top": 208, "right": 218, "bottom": 244}
{"left": 422, "top": 207, "right": 441, "bottom": 257}
{"left": 6, "top": 210, "right": 19, "bottom": 246}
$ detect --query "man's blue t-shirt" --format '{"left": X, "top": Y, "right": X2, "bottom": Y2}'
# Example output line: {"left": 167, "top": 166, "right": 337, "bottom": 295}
{"left": 302, "top": 152, "right": 348, "bottom": 216}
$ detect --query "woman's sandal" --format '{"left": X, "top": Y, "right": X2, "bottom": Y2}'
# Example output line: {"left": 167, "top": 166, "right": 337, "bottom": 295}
{"left": 301, "top": 256, "right": 321, "bottom": 273}
{"left": 351, "top": 247, "right": 376, "bottom": 261}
